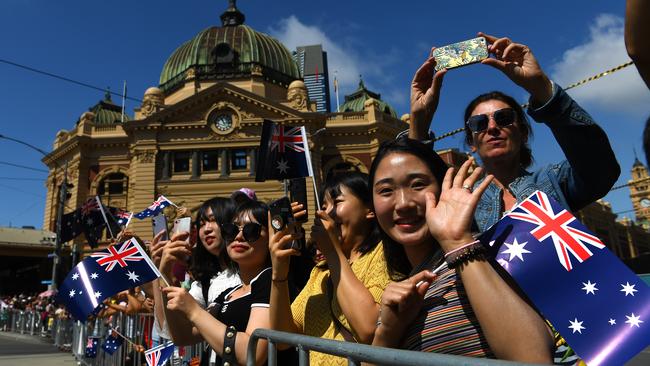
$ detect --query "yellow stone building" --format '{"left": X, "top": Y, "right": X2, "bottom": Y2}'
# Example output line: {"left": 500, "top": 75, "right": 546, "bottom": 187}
{"left": 628, "top": 157, "right": 650, "bottom": 226}
{"left": 41, "top": 2, "right": 406, "bottom": 250}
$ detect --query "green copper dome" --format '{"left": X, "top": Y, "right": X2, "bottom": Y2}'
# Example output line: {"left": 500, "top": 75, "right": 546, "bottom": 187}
{"left": 339, "top": 78, "right": 398, "bottom": 118}
{"left": 78, "top": 91, "right": 131, "bottom": 125}
{"left": 159, "top": 2, "right": 300, "bottom": 92}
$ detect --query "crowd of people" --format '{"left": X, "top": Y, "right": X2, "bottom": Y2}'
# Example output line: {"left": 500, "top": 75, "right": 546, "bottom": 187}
{"left": 7, "top": 5, "right": 650, "bottom": 361}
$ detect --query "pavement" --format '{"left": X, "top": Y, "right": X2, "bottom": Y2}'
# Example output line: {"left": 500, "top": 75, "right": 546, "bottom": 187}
{"left": 0, "top": 331, "right": 78, "bottom": 366}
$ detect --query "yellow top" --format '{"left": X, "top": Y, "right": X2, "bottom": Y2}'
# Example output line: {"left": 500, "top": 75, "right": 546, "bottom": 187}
{"left": 290, "top": 242, "right": 390, "bottom": 366}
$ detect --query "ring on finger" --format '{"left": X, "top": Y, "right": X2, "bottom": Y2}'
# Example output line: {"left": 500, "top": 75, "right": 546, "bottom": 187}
{"left": 462, "top": 184, "right": 473, "bottom": 192}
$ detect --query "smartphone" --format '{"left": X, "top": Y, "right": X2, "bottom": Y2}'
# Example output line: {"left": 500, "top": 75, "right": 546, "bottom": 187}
{"left": 172, "top": 217, "right": 192, "bottom": 236}
{"left": 288, "top": 178, "right": 308, "bottom": 223}
{"left": 152, "top": 214, "right": 168, "bottom": 241}
{"left": 269, "top": 197, "right": 294, "bottom": 231}
{"left": 432, "top": 36, "right": 488, "bottom": 71}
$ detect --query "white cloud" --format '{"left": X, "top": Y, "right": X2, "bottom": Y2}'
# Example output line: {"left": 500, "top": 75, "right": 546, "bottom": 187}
{"left": 269, "top": 16, "right": 385, "bottom": 97}
{"left": 550, "top": 14, "right": 650, "bottom": 117}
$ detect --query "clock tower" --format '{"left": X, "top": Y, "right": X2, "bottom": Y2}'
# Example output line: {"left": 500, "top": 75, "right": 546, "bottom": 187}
{"left": 629, "top": 157, "right": 650, "bottom": 225}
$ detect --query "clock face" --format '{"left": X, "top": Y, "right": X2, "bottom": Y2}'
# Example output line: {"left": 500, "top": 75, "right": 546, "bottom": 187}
{"left": 212, "top": 113, "right": 232, "bottom": 132}
{"left": 641, "top": 198, "right": 650, "bottom": 208}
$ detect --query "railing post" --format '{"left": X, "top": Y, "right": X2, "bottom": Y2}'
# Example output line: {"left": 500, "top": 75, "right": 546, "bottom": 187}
{"left": 267, "top": 339, "right": 277, "bottom": 366}
{"left": 297, "top": 345, "right": 309, "bottom": 366}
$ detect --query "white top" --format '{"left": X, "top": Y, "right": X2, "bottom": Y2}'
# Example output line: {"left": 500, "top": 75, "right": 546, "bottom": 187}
{"left": 189, "top": 270, "right": 242, "bottom": 308}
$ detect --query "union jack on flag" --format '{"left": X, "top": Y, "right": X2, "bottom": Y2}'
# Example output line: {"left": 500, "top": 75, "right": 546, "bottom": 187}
{"left": 90, "top": 238, "right": 148, "bottom": 272}
{"left": 81, "top": 197, "right": 100, "bottom": 215}
{"left": 479, "top": 190, "right": 650, "bottom": 366}
{"left": 506, "top": 191, "right": 605, "bottom": 271}
{"left": 144, "top": 342, "right": 175, "bottom": 366}
{"left": 271, "top": 125, "right": 305, "bottom": 153}
{"left": 134, "top": 195, "right": 175, "bottom": 220}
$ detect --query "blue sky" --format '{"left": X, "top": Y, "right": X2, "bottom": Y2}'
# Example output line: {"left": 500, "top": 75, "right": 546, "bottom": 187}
{"left": 1, "top": 0, "right": 647, "bottom": 229}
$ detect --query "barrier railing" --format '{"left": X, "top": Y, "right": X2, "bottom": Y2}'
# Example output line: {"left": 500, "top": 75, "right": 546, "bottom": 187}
{"left": 247, "top": 328, "right": 545, "bottom": 366}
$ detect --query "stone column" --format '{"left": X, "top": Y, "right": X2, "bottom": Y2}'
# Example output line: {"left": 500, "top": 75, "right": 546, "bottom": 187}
{"left": 129, "top": 146, "right": 157, "bottom": 239}
{"left": 220, "top": 150, "right": 230, "bottom": 177}
{"left": 161, "top": 151, "right": 171, "bottom": 180}
{"left": 249, "top": 148, "right": 257, "bottom": 176}
{"left": 191, "top": 150, "right": 200, "bottom": 179}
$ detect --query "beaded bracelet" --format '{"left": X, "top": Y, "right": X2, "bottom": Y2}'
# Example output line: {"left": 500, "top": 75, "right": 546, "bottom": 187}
{"left": 444, "top": 240, "right": 486, "bottom": 268}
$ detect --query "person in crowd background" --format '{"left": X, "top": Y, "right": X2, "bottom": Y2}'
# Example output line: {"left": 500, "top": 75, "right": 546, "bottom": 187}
{"left": 369, "top": 137, "right": 553, "bottom": 363}
{"left": 269, "top": 172, "right": 390, "bottom": 365}
{"left": 409, "top": 33, "right": 619, "bottom": 232}
{"left": 163, "top": 200, "right": 288, "bottom": 366}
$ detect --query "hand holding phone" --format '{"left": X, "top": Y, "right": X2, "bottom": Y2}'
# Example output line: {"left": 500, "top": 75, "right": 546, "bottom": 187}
{"left": 432, "top": 37, "right": 488, "bottom": 71}
{"left": 152, "top": 214, "right": 168, "bottom": 241}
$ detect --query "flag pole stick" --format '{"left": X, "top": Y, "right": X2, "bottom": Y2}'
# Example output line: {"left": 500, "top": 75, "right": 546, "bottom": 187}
{"left": 311, "top": 176, "right": 321, "bottom": 211}
{"left": 108, "top": 326, "right": 139, "bottom": 348}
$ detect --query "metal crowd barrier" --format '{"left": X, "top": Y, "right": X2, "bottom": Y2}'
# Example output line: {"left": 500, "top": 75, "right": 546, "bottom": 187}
{"left": 247, "top": 328, "right": 545, "bottom": 366}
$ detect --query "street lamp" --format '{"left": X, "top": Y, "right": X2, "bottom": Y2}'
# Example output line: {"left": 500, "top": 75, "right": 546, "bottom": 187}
{"left": 0, "top": 134, "right": 68, "bottom": 291}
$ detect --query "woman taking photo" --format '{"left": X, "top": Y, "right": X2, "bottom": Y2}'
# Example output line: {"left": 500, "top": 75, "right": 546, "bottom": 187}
{"left": 409, "top": 33, "right": 619, "bottom": 231}
{"left": 163, "top": 200, "right": 279, "bottom": 366}
{"left": 370, "top": 138, "right": 553, "bottom": 363}
{"left": 160, "top": 197, "right": 241, "bottom": 346}
{"left": 269, "top": 172, "right": 391, "bottom": 365}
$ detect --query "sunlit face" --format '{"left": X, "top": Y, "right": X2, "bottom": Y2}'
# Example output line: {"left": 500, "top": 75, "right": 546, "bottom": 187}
{"left": 469, "top": 99, "right": 525, "bottom": 164}
{"left": 198, "top": 208, "right": 224, "bottom": 256}
{"left": 322, "top": 185, "right": 373, "bottom": 247}
{"left": 372, "top": 152, "right": 440, "bottom": 248}
{"left": 226, "top": 211, "right": 269, "bottom": 267}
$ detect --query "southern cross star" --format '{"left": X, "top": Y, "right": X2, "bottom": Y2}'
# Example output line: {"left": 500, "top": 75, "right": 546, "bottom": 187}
{"left": 620, "top": 282, "right": 638, "bottom": 296}
{"left": 625, "top": 313, "right": 643, "bottom": 328}
{"left": 126, "top": 271, "right": 140, "bottom": 283}
{"left": 90, "top": 273, "right": 99, "bottom": 279}
{"left": 581, "top": 280, "right": 598, "bottom": 295}
{"left": 276, "top": 159, "right": 289, "bottom": 174}
{"left": 69, "top": 289, "right": 76, "bottom": 298}
{"left": 501, "top": 238, "right": 531, "bottom": 262}
{"left": 608, "top": 318, "right": 616, "bottom": 325}
{"left": 94, "top": 291, "right": 102, "bottom": 299}
{"left": 568, "top": 318, "right": 585, "bottom": 334}
{"left": 71, "top": 273, "right": 79, "bottom": 280}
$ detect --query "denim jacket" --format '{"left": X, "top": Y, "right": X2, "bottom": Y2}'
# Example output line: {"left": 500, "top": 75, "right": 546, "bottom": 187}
{"left": 474, "top": 83, "right": 620, "bottom": 232}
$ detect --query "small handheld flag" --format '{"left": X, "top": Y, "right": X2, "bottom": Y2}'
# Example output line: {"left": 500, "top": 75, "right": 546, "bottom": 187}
{"left": 85, "top": 337, "right": 99, "bottom": 358}
{"left": 479, "top": 190, "right": 650, "bottom": 365}
{"left": 145, "top": 342, "right": 175, "bottom": 366}
{"left": 134, "top": 195, "right": 176, "bottom": 220}
{"left": 102, "top": 331, "right": 123, "bottom": 355}
{"left": 56, "top": 237, "right": 161, "bottom": 321}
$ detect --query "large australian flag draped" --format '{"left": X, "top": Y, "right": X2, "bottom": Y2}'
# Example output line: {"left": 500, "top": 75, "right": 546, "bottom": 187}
{"left": 479, "top": 190, "right": 650, "bottom": 365}
{"left": 255, "top": 120, "right": 314, "bottom": 181}
{"left": 56, "top": 237, "right": 161, "bottom": 321}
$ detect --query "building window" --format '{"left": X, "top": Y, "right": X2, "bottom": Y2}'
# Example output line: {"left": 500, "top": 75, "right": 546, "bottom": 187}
{"left": 98, "top": 173, "right": 128, "bottom": 195}
{"left": 231, "top": 149, "right": 247, "bottom": 170}
{"left": 173, "top": 151, "right": 190, "bottom": 173}
{"left": 202, "top": 150, "right": 219, "bottom": 172}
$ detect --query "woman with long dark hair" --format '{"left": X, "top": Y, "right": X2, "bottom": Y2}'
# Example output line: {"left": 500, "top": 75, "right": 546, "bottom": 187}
{"left": 269, "top": 172, "right": 390, "bottom": 365}
{"left": 160, "top": 197, "right": 241, "bottom": 346}
{"left": 369, "top": 137, "right": 552, "bottom": 363}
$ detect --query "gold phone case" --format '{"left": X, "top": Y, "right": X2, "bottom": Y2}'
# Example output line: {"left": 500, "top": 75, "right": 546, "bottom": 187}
{"left": 432, "top": 37, "right": 488, "bottom": 71}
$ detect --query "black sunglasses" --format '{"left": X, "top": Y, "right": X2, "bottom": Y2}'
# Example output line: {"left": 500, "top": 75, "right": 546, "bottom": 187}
{"left": 221, "top": 222, "right": 263, "bottom": 243}
{"left": 466, "top": 107, "right": 516, "bottom": 133}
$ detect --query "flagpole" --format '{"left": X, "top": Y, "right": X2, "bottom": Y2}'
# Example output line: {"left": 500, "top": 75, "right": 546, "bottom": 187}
{"left": 334, "top": 71, "right": 340, "bottom": 112}
{"left": 108, "top": 326, "right": 141, "bottom": 349}
{"left": 96, "top": 196, "right": 115, "bottom": 239}
{"left": 120, "top": 80, "right": 127, "bottom": 123}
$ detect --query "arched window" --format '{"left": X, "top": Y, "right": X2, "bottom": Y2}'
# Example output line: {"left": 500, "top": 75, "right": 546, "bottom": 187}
{"left": 98, "top": 173, "right": 128, "bottom": 195}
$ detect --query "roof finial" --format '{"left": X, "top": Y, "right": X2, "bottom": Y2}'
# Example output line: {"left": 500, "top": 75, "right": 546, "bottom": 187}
{"left": 221, "top": 0, "right": 245, "bottom": 26}
{"left": 633, "top": 148, "right": 644, "bottom": 167}
{"left": 358, "top": 74, "right": 365, "bottom": 90}
{"left": 104, "top": 87, "right": 112, "bottom": 102}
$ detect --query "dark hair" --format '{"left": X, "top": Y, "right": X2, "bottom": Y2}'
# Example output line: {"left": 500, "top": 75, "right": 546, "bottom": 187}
{"left": 190, "top": 197, "right": 236, "bottom": 284}
{"left": 321, "top": 172, "right": 381, "bottom": 255}
{"left": 463, "top": 91, "right": 534, "bottom": 168}
{"left": 368, "top": 137, "right": 448, "bottom": 280}
{"left": 232, "top": 200, "right": 271, "bottom": 269}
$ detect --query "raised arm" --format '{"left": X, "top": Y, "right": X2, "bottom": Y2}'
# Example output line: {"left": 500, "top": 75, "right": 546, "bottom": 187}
{"left": 425, "top": 159, "right": 552, "bottom": 363}
{"left": 626, "top": 0, "right": 650, "bottom": 88}
{"left": 409, "top": 51, "right": 447, "bottom": 140}
{"left": 312, "top": 210, "right": 380, "bottom": 344}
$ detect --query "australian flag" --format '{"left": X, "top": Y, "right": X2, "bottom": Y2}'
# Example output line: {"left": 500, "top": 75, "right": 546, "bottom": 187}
{"left": 60, "top": 210, "right": 82, "bottom": 243}
{"left": 479, "top": 190, "right": 650, "bottom": 365}
{"left": 110, "top": 207, "right": 133, "bottom": 228}
{"left": 56, "top": 237, "right": 161, "bottom": 321}
{"left": 85, "top": 337, "right": 99, "bottom": 358}
{"left": 255, "top": 120, "right": 314, "bottom": 181}
{"left": 144, "top": 342, "right": 175, "bottom": 366}
{"left": 81, "top": 196, "right": 119, "bottom": 248}
{"left": 134, "top": 195, "right": 175, "bottom": 220}
{"left": 102, "top": 331, "right": 123, "bottom": 355}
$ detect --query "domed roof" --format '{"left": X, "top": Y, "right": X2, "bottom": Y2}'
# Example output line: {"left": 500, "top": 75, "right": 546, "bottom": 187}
{"left": 77, "top": 91, "right": 131, "bottom": 125}
{"left": 159, "top": 1, "right": 300, "bottom": 92}
{"left": 339, "top": 78, "right": 397, "bottom": 118}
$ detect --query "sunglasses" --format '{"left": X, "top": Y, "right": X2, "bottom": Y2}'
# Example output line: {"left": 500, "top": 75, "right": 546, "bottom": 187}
{"left": 466, "top": 107, "right": 516, "bottom": 133}
{"left": 221, "top": 222, "right": 263, "bottom": 243}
